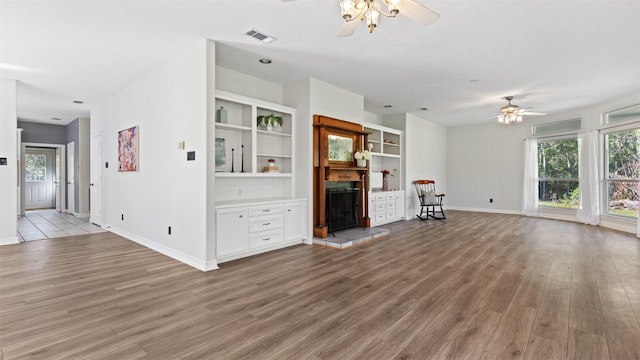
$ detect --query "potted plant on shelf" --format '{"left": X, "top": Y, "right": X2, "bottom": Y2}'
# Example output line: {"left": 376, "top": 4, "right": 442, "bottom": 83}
{"left": 354, "top": 150, "right": 371, "bottom": 167}
{"left": 257, "top": 113, "right": 283, "bottom": 131}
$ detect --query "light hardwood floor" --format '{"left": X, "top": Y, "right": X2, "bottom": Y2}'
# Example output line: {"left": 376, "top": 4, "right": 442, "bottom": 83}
{"left": 1, "top": 211, "right": 639, "bottom": 359}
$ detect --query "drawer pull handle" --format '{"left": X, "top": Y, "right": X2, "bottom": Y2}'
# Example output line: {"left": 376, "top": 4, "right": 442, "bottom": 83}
{"left": 263, "top": 237, "right": 271, "bottom": 241}
{"left": 263, "top": 222, "right": 271, "bottom": 226}
{"left": 239, "top": 215, "right": 243, "bottom": 218}
{"left": 262, "top": 209, "right": 271, "bottom": 212}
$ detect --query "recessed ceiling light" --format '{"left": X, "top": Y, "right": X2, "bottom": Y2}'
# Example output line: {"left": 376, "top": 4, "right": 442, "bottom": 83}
{"left": 73, "top": 100, "right": 83, "bottom": 104}
{"left": 420, "top": 107, "right": 429, "bottom": 111}
{"left": 383, "top": 105, "right": 392, "bottom": 108}
{"left": 259, "top": 58, "right": 272, "bottom": 64}
{"left": 51, "top": 117, "right": 61, "bottom": 121}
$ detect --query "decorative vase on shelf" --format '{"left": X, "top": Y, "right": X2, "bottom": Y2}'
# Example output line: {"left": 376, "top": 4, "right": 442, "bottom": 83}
{"left": 216, "top": 106, "right": 227, "bottom": 123}
{"left": 356, "top": 159, "right": 367, "bottom": 167}
{"left": 382, "top": 174, "right": 389, "bottom": 191}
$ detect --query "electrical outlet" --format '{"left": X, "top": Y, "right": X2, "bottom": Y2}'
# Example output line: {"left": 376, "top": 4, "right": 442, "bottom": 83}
{"left": 121, "top": 214, "right": 124, "bottom": 220}
{"left": 168, "top": 226, "right": 172, "bottom": 235}
{"left": 489, "top": 198, "right": 493, "bottom": 203}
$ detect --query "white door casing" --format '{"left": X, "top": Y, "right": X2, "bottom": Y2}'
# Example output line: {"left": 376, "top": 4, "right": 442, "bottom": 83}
{"left": 67, "top": 141, "right": 75, "bottom": 215}
{"left": 90, "top": 134, "right": 102, "bottom": 226}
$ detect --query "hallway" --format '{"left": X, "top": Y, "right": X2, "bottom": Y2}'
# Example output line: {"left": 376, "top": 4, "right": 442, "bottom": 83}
{"left": 17, "top": 209, "right": 106, "bottom": 241}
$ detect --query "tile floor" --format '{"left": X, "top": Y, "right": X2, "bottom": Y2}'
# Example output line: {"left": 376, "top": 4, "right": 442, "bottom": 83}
{"left": 17, "top": 209, "right": 106, "bottom": 241}
{"left": 313, "top": 226, "right": 390, "bottom": 249}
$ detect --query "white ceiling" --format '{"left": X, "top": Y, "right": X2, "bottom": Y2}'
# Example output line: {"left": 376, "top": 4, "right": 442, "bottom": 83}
{"left": 1, "top": 0, "right": 639, "bottom": 127}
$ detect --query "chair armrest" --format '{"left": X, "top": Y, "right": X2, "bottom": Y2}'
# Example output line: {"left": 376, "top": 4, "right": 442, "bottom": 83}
{"left": 436, "top": 194, "right": 445, "bottom": 197}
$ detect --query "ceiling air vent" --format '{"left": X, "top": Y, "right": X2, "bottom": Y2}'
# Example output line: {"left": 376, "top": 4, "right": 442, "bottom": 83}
{"left": 244, "top": 28, "right": 277, "bottom": 44}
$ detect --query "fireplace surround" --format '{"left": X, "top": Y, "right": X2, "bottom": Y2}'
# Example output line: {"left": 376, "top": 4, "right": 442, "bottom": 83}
{"left": 313, "top": 115, "right": 370, "bottom": 238}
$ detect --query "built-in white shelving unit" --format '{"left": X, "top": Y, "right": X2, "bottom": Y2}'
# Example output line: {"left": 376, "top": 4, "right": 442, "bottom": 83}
{"left": 363, "top": 123, "right": 405, "bottom": 227}
{"left": 363, "top": 123, "right": 403, "bottom": 192}
{"left": 213, "top": 90, "right": 306, "bottom": 263}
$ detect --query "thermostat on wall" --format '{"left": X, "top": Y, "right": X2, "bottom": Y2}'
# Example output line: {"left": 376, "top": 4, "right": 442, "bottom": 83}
{"left": 0, "top": 157, "right": 7, "bottom": 166}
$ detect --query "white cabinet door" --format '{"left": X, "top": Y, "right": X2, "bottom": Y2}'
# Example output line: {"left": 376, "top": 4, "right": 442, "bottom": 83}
{"left": 395, "top": 191, "right": 405, "bottom": 218}
{"left": 216, "top": 207, "right": 248, "bottom": 257}
{"left": 284, "top": 201, "right": 306, "bottom": 241}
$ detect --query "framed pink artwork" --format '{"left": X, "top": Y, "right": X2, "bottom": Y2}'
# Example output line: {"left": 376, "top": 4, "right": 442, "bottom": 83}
{"left": 118, "top": 126, "right": 138, "bottom": 172}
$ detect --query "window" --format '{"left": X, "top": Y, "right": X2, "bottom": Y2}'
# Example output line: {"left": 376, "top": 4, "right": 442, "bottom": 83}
{"left": 25, "top": 154, "right": 46, "bottom": 182}
{"left": 604, "top": 128, "right": 639, "bottom": 218}
{"left": 537, "top": 138, "right": 579, "bottom": 209}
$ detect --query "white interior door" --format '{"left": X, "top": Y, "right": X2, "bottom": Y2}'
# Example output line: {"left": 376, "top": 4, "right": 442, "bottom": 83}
{"left": 24, "top": 148, "right": 56, "bottom": 210}
{"left": 90, "top": 134, "right": 102, "bottom": 226}
{"left": 67, "top": 141, "right": 75, "bottom": 214}
{"left": 55, "top": 148, "right": 62, "bottom": 212}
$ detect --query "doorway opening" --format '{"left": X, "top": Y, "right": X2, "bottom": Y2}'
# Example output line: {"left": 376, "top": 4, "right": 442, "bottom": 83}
{"left": 20, "top": 143, "right": 66, "bottom": 216}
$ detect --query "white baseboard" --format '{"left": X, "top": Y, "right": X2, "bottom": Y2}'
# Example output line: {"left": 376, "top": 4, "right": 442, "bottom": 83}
{"left": 446, "top": 206, "right": 522, "bottom": 215}
{"left": 0, "top": 236, "right": 20, "bottom": 246}
{"left": 107, "top": 226, "right": 218, "bottom": 272}
{"left": 448, "top": 206, "right": 637, "bottom": 235}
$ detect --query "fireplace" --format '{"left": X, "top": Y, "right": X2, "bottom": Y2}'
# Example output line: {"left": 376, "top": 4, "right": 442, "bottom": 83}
{"left": 312, "top": 115, "right": 370, "bottom": 238}
{"left": 326, "top": 182, "right": 360, "bottom": 233}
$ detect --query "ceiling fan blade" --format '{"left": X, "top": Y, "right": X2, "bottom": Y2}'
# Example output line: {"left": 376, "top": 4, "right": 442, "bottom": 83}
{"left": 522, "top": 111, "right": 547, "bottom": 116}
{"left": 338, "top": 20, "right": 360, "bottom": 37}
{"left": 398, "top": 0, "right": 440, "bottom": 27}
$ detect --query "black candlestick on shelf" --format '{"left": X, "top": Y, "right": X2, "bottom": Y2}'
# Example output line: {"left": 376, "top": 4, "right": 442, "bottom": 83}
{"left": 241, "top": 145, "right": 245, "bottom": 173}
{"left": 231, "top": 148, "right": 235, "bottom": 172}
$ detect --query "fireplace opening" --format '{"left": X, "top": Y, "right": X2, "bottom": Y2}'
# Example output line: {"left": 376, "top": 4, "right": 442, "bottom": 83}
{"left": 326, "top": 182, "right": 361, "bottom": 234}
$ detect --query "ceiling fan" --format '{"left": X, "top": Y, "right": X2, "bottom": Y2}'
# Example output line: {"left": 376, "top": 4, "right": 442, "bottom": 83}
{"left": 496, "top": 96, "right": 547, "bottom": 126}
{"left": 282, "top": 0, "right": 440, "bottom": 37}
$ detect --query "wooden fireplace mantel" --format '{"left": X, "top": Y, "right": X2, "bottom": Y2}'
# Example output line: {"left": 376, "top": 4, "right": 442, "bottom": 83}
{"left": 313, "top": 115, "right": 370, "bottom": 238}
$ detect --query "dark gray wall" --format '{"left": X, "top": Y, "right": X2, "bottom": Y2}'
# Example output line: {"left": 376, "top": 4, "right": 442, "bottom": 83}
{"left": 18, "top": 121, "right": 67, "bottom": 144}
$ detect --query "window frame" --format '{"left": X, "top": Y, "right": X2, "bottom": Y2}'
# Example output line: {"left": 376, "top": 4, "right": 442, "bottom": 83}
{"left": 601, "top": 122, "right": 639, "bottom": 220}
{"left": 536, "top": 135, "right": 580, "bottom": 211}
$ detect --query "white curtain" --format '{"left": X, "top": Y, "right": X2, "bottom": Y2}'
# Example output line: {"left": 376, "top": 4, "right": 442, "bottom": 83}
{"left": 522, "top": 138, "right": 539, "bottom": 216}
{"left": 576, "top": 131, "right": 600, "bottom": 225}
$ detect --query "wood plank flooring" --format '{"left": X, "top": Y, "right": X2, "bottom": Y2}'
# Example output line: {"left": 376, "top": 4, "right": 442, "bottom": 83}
{"left": 1, "top": 211, "right": 639, "bottom": 359}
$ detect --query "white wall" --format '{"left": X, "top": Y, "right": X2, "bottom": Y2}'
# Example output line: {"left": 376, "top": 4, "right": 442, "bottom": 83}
{"left": 0, "top": 78, "right": 18, "bottom": 245}
{"left": 447, "top": 123, "right": 525, "bottom": 213}
{"left": 97, "top": 39, "right": 211, "bottom": 269}
{"left": 216, "top": 66, "right": 282, "bottom": 105}
{"left": 446, "top": 91, "right": 640, "bottom": 217}
{"left": 310, "top": 78, "right": 364, "bottom": 124}
{"left": 402, "top": 113, "right": 448, "bottom": 218}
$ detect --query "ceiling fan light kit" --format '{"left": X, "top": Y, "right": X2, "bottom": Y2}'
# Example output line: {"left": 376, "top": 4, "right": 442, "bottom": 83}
{"left": 498, "top": 96, "right": 524, "bottom": 126}
{"left": 337, "top": 0, "right": 438, "bottom": 36}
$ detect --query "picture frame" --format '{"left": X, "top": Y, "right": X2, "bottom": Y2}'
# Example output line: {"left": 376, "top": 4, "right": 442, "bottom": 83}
{"left": 328, "top": 134, "right": 354, "bottom": 162}
{"left": 215, "top": 137, "right": 226, "bottom": 171}
{"left": 118, "top": 126, "right": 138, "bottom": 172}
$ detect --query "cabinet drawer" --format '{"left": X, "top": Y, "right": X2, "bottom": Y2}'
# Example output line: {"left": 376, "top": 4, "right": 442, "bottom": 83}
{"left": 386, "top": 193, "right": 395, "bottom": 200}
{"left": 374, "top": 194, "right": 385, "bottom": 202}
{"left": 386, "top": 210, "right": 395, "bottom": 218}
{"left": 386, "top": 201, "right": 395, "bottom": 209}
{"left": 249, "top": 231, "right": 283, "bottom": 249}
{"left": 376, "top": 213, "right": 386, "bottom": 221}
{"left": 249, "top": 204, "right": 283, "bottom": 217}
{"left": 375, "top": 203, "right": 386, "bottom": 212}
{"left": 249, "top": 216, "right": 282, "bottom": 233}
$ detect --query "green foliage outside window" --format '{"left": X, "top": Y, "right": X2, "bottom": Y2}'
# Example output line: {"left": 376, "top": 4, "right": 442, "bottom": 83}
{"left": 606, "top": 128, "right": 639, "bottom": 218}
{"left": 25, "top": 154, "right": 46, "bottom": 182}
{"left": 537, "top": 139, "right": 579, "bottom": 209}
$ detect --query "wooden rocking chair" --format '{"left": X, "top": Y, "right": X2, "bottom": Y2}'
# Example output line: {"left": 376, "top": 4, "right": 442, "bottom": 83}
{"left": 414, "top": 179, "right": 446, "bottom": 220}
